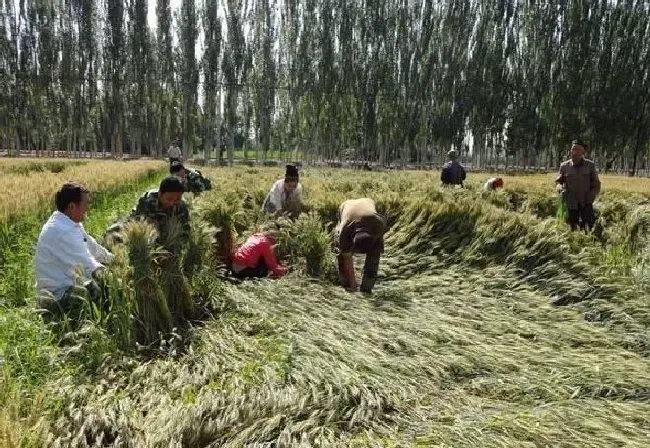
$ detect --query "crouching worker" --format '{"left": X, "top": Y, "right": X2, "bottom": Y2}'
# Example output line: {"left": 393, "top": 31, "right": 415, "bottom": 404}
{"left": 35, "top": 182, "right": 114, "bottom": 321}
{"left": 230, "top": 227, "right": 288, "bottom": 279}
{"left": 261, "top": 164, "right": 303, "bottom": 218}
{"left": 170, "top": 162, "right": 212, "bottom": 195}
{"left": 335, "top": 198, "right": 387, "bottom": 294}
{"left": 105, "top": 176, "right": 190, "bottom": 251}
{"left": 484, "top": 177, "right": 504, "bottom": 191}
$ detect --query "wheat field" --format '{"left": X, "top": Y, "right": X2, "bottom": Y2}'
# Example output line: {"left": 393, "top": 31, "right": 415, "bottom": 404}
{"left": 1, "top": 161, "right": 649, "bottom": 447}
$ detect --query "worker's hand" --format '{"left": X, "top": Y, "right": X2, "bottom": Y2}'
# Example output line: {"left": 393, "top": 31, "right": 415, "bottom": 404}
{"left": 345, "top": 277, "right": 358, "bottom": 292}
{"left": 92, "top": 267, "right": 107, "bottom": 281}
{"left": 273, "top": 266, "right": 288, "bottom": 277}
{"left": 556, "top": 184, "right": 566, "bottom": 194}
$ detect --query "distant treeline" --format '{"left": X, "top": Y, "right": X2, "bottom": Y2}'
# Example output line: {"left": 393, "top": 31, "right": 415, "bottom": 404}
{"left": 1, "top": 1, "right": 649, "bottom": 173}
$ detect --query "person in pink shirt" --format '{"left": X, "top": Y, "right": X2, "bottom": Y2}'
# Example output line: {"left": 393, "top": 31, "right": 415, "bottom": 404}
{"left": 230, "top": 228, "right": 288, "bottom": 279}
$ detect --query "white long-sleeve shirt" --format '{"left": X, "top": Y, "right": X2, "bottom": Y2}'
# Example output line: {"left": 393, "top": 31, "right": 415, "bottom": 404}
{"left": 34, "top": 211, "right": 114, "bottom": 300}
{"left": 264, "top": 179, "right": 303, "bottom": 212}
{"left": 484, "top": 178, "right": 497, "bottom": 191}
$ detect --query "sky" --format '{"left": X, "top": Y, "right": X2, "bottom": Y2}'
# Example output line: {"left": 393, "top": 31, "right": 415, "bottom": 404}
{"left": 147, "top": 0, "right": 182, "bottom": 30}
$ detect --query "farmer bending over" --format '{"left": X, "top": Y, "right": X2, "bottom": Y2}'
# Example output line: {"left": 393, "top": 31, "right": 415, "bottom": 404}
{"left": 230, "top": 227, "right": 288, "bottom": 279}
{"left": 556, "top": 139, "right": 601, "bottom": 231}
{"left": 484, "top": 177, "right": 504, "bottom": 191}
{"left": 170, "top": 162, "right": 213, "bottom": 195}
{"left": 440, "top": 149, "right": 466, "bottom": 188}
{"left": 261, "top": 164, "right": 303, "bottom": 218}
{"left": 35, "top": 182, "right": 114, "bottom": 320}
{"left": 335, "top": 198, "right": 387, "bottom": 294}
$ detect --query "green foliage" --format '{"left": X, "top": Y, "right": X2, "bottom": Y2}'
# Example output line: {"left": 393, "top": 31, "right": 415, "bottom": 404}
{"left": 183, "top": 219, "right": 216, "bottom": 280}
{"left": 0, "top": 308, "right": 57, "bottom": 386}
{"left": 291, "top": 212, "right": 332, "bottom": 259}
{"left": 556, "top": 193, "right": 568, "bottom": 224}
{"left": 123, "top": 221, "right": 172, "bottom": 347}
{"left": 276, "top": 212, "right": 332, "bottom": 276}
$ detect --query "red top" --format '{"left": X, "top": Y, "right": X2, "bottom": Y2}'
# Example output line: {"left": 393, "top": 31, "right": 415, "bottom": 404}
{"left": 232, "top": 233, "right": 287, "bottom": 276}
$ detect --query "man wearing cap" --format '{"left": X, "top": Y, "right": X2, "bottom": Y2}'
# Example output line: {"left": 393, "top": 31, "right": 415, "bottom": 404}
{"left": 556, "top": 139, "right": 601, "bottom": 231}
{"left": 335, "top": 198, "right": 387, "bottom": 294}
{"left": 261, "top": 164, "right": 303, "bottom": 218}
{"left": 440, "top": 149, "right": 466, "bottom": 187}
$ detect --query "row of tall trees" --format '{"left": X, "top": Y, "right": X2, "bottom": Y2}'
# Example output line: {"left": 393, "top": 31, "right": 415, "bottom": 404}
{"left": 1, "top": 0, "right": 649, "bottom": 173}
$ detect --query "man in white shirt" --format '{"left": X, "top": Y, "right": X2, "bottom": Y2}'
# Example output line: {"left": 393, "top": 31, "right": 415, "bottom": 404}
{"left": 261, "top": 164, "right": 303, "bottom": 218}
{"left": 35, "top": 182, "right": 114, "bottom": 319}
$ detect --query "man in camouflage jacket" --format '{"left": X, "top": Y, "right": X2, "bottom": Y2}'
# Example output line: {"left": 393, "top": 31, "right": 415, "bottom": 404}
{"left": 105, "top": 176, "right": 190, "bottom": 250}
{"left": 170, "top": 162, "right": 212, "bottom": 195}
{"left": 185, "top": 168, "right": 212, "bottom": 195}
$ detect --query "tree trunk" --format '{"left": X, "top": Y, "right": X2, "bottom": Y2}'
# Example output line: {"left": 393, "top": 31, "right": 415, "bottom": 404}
{"left": 228, "top": 89, "right": 236, "bottom": 166}
{"left": 630, "top": 100, "right": 648, "bottom": 177}
{"left": 216, "top": 86, "right": 222, "bottom": 165}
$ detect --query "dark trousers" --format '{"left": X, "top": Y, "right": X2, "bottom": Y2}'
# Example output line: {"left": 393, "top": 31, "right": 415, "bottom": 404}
{"left": 37, "top": 280, "right": 108, "bottom": 323}
{"left": 233, "top": 258, "right": 269, "bottom": 279}
{"left": 567, "top": 203, "right": 595, "bottom": 231}
{"left": 338, "top": 246, "right": 381, "bottom": 293}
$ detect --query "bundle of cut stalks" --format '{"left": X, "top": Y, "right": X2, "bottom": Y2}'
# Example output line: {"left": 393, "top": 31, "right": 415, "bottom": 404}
{"left": 122, "top": 221, "right": 172, "bottom": 346}
{"left": 159, "top": 216, "right": 194, "bottom": 324}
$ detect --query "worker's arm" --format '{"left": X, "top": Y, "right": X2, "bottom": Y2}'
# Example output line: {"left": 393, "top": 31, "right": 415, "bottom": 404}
{"left": 337, "top": 225, "right": 357, "bottom": 291}
{"left": 268, "top": 181, "right": 283, "bottom": 211}
{"left": 176, "top": 202, "right": 192, "bottom": 243}
{"left": 338, "top": 253, "right": 357, "bottom": 291}
{"left": 84, "top": 231, "right": 115, "bottom": 265}
{"left": 260, "top": 237, "right": 286, "bottom": 276}
{"left": 555, "top": 166, "right": 566, "bottom": 193}
{"left": 293, "top": 183, "right": 303, "bottom": 203}
{"left": 131, "top": 195, "right": 148, "bottom": 218}
{"left": 50, "top": 230, "right": 105, "bottom": 280}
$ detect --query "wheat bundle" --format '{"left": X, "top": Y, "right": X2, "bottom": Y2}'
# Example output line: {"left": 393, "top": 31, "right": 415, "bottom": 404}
{"left": 556, "top": 192, "right": 568, "bottom": 223}
{"left": 183, "top": 219, "right": 216, "bottom": 280}
{"left": 123, "top": 221, "right": 172, "bottom": 346}
{"left": 159, "top": 216, "right": 195, "bottom": 324}
{"left": 197, "top": 197, "right": 250, "bottom": 262}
